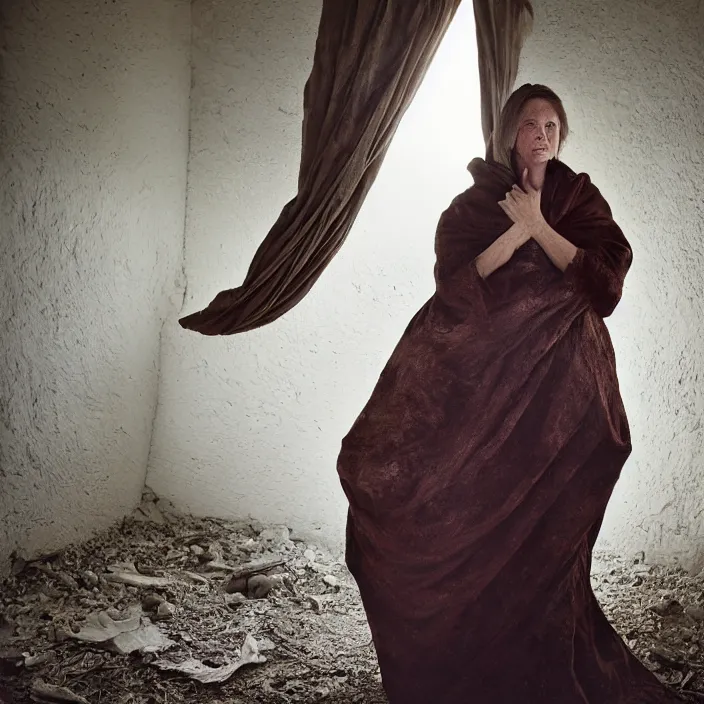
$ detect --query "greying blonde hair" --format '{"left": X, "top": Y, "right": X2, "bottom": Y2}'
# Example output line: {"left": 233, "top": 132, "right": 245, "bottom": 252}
{"left": 492, "top": 83, "right": 569, "bottom": 171}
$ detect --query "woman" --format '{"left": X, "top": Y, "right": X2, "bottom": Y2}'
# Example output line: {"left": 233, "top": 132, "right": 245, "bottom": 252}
{"left": 337, "top": 84, "right": 684, "bottom": 703}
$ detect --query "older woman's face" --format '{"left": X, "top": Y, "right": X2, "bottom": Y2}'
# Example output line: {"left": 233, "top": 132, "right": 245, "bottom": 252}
{"left": 513, "top": 98, "right": 561, "bottom": 168}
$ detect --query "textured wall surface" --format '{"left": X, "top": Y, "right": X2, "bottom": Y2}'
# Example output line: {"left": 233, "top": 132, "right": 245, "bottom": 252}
{"left": 517, "top": 0, "right": 704, "bottom": 568}
{"left": 0, "top": 0, "right": 191, "bottom": 571}
{"left": 148, "top": 0, "right": 704, "bottom": 565}
{"left": 147, "top": 0, "right": 483, "bottom": 546}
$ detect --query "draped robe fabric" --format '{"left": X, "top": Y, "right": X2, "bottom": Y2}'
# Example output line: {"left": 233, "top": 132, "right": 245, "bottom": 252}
{"left": 337, "top": 158, "right": 684, "bottom": 703}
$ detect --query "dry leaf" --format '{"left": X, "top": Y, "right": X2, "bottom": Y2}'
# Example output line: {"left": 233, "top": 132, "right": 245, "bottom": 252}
{"left": 111, "top": 623, "right": 174, "bottom": 655}
{"left": 152, "top": 635, "right": 266, "bottom": 683}
{"left": 69, "top": 607, "right": 173, "bottom": 654}
{"left": 71, "top": 608, "right": 142, "bottom": 643}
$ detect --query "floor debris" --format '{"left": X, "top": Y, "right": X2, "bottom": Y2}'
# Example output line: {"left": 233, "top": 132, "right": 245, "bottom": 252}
{"left": 152, "top": 634, "right": 265, "bottom": 683}
{"left": 30, "top": 679, "right": 89, "bottom": 704}
{"left": 1, "top": 493, "right": 704, "bottom": 703}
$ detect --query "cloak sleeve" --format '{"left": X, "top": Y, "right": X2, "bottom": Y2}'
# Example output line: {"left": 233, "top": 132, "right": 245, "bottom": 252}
{"left": 432, "top": 190, "right": 497, "bottom": 324}
{"left": 559, "top": 178, "right": 633, "bottom": 318}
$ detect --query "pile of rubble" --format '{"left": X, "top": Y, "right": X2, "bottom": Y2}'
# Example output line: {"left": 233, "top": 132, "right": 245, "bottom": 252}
{"left": 2, "top": 492, "right": 704, "bottom": 702}
{"left": 591, "top": 552, "right": 704, "bottom": 699}
{"left": 0, "top": 492, "right": 382, "bottom": 704}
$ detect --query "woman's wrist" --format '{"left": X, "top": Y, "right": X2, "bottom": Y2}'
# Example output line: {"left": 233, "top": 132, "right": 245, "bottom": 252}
{"left": 527, "top": 214, "right": 548, "bottom": 241}
{"left": 511, "top": 222, "right": 530, "bottom": 249}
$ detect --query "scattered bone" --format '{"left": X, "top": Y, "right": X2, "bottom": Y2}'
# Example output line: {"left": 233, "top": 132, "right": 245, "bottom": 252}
{"left": 202, "top": 542, "right": 224, "bottom": 563}
{"left": 224, "top": 592, "right": 247, "bottom": 607}
{"left": 228, "top": 557, "right": 287, "bottom": 581}
{"left": 81, "top": 571, "right": 98, "bottom": 588}
{"left": 323, "top": 575, "right": 339, "bottom": 589}
{"left": 181, "top": 570, "right": 209, "bottom": 584}
{"left": 202, "top": 561, "right": 238, "bottom": 573}
{"left": 104, "top": 567, "right": 173, "bottom": 589}
{"left": 55, "top": 572, "right": 79, "bottom": 591}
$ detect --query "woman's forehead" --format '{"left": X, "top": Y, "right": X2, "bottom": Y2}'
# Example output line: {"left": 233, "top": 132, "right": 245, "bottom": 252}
{"left": 520, "top": 98, "right": 559, "bottom": 121}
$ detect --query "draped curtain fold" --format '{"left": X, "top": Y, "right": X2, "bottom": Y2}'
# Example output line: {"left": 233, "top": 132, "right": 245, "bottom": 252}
{"left": 179, "top": 0, "right": 533, "bottom": 337}
{"left": 472, "top": 0, "right": 534, "bottom": 155}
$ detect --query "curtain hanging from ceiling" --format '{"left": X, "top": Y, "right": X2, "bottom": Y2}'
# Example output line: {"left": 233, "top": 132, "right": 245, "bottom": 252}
{"left": 180, "top": 0, "right": 533, "bottom": 336}
{"left": 473, "top": 0, "right": 534, "bottom": 156}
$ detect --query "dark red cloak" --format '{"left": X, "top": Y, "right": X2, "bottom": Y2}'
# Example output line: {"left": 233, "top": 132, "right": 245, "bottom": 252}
{"left": 337, "top": 158, "right": 683, "bottom": 703}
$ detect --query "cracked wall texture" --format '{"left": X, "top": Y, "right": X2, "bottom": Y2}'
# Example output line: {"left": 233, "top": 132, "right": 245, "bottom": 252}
{"left": 0, "top": 0, "right": 191, "bottom": 572}
{"left": 150, "top": 0, "right": 704, "bottom": 565}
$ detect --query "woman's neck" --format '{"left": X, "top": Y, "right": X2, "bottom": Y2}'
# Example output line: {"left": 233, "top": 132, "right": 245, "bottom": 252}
{"left": 514, "top": 156, "right": 548, "bottom": 190}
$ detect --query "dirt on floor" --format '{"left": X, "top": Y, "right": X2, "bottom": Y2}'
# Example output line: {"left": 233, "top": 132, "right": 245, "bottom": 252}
{"left": 2, "top": 491, "right": 704, "bottom": 704}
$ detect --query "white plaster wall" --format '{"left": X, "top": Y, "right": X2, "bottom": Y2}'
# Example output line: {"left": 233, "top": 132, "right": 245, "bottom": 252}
{"left": 517, "top": 0, "right": 704, "bottom": 568}
{"left": 0, "top": 0, "right": 191, "bottom": 572}
{"left": 148, "top": 0, "right": 484, "bottom": 546}
{"left": 150, "top": 0, "right": 704, "bottom": 567}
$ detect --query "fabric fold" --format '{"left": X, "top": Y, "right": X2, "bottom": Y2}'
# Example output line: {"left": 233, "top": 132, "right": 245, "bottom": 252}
{"left": 180, "top": 0, "right": 536, "bottom": 335}
{"left": 179, "top": 1, "right": 462, "bottom": 335}
{"left": 473, "top": 0, "right": 535, "bottom": 152}
{"left": 337, "top": 158, "right": 682, "bottom": 703}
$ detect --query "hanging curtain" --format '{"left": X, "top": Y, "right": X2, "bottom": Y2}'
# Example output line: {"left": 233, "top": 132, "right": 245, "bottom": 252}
{"left": 472, "top": 0, "right": 534, "bottom": 155}
{"left": 179, "top": 1, "right": 462, "bottom": 335}
{"left": 180, "top": 0, "right": 533, "bottom": 336}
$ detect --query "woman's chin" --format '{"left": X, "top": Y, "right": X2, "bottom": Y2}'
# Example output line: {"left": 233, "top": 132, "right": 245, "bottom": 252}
{"left": 515, "top": 151, "right": 554, "bottom": 173}
{"left": 530, "top": 151, "right": 552, "bottom": 164}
